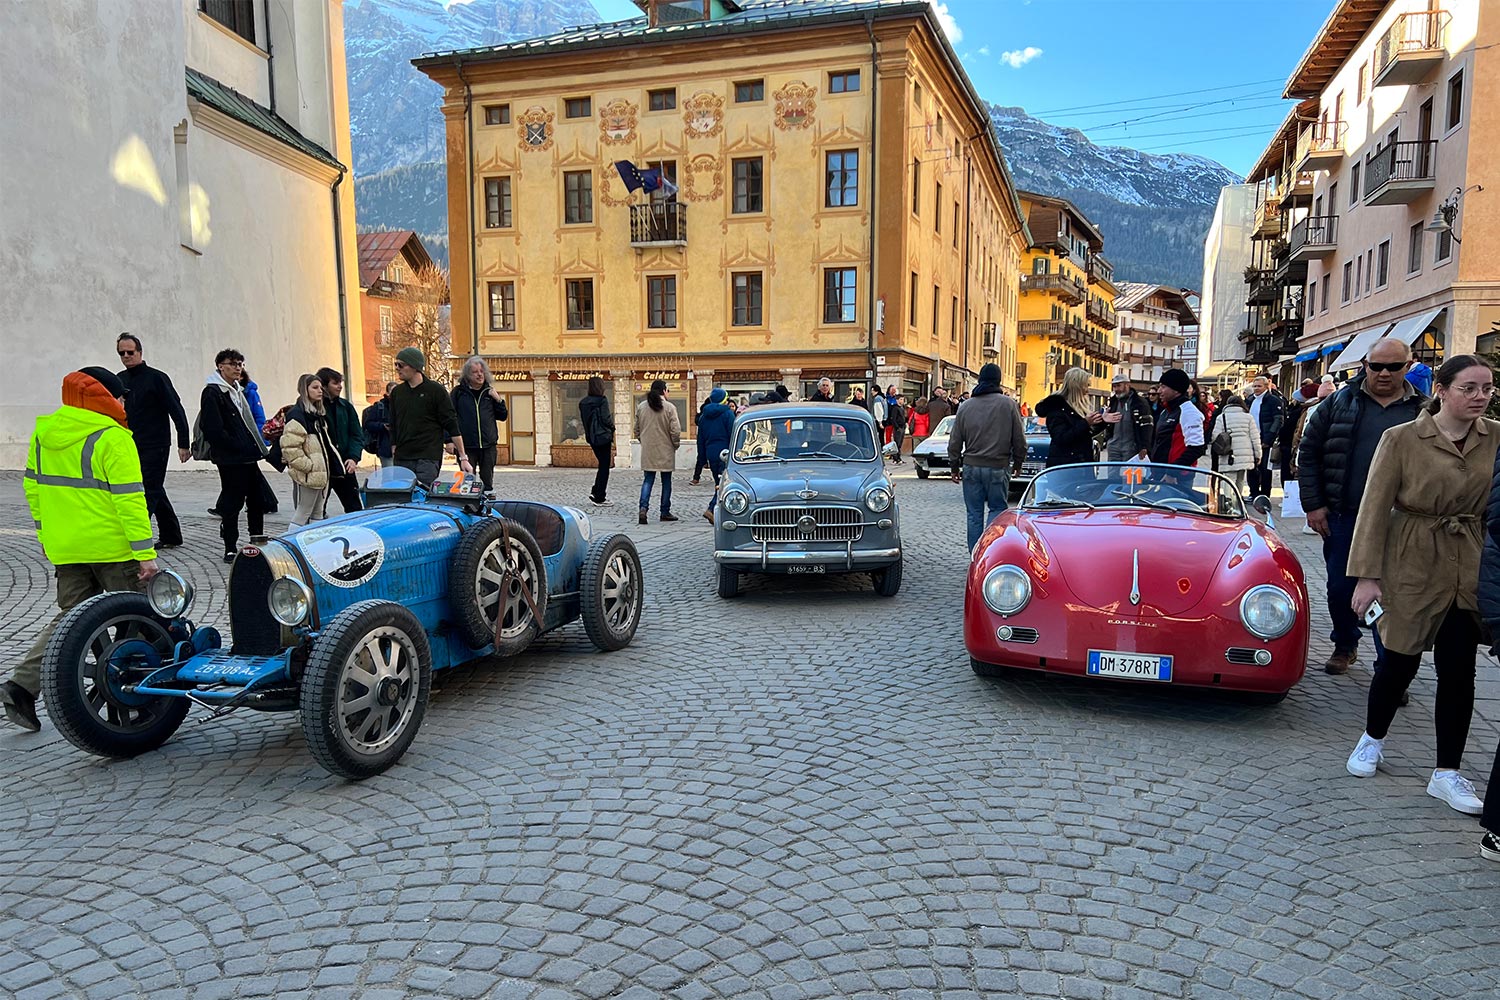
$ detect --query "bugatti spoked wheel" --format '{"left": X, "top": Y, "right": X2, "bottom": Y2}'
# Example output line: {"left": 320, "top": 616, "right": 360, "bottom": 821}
{"left": 579, "top": 533, "right": 643, "bottom": 651}
{"left": 872, "top": 558, "right": 903, "bottom": 597}
{"left": 451, "top": 518, "right": 547, "bottom": 655}
{"left": 300, "top": 600, "right": 431, "bottom": 779}
{"left": 717, "top": 564, "right": 740, "bottom": 599}
{"left": 41, "top": 592, "right": 191, "bottom": 758}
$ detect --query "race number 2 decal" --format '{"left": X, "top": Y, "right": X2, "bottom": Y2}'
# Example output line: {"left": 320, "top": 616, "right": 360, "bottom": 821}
{"left": 299, "top": 525, "right": 386, "bottom": 588}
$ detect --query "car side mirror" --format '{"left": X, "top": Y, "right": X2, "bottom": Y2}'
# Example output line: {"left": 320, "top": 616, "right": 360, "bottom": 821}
{"left": 720, "top": 449, "right": 730, "bottom": 463}
{"left": 1251, "top": 494, "right": 1275, "bottom": 529}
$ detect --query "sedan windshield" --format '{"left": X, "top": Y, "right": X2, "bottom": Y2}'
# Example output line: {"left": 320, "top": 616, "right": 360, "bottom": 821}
{"left": 733, "top": 416, "right": 877, "bottom": 462}
{"left": 1021, "top": 463, "right": 1246, "bottom": 519}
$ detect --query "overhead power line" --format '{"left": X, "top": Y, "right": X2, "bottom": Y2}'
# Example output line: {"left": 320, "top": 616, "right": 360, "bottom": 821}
{"left": 1029, "top": 77, "right": 1286, "bottom": 116}
{"left": 1135, "top": 127, "right": 1284, "bottom": 153}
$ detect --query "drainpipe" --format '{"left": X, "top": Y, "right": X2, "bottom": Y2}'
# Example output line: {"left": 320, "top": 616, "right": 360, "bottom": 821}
{"left": 456, "top": 57, "right": 479, "bottom": 357}
{"left": 264, "top": 6, "right": 275, "bottom": 115}
{"left": 961, "top": 136, "right": 975, "bottom": 380}
{"left": 331, "top": 169, "right": 351, "bottom": 380}
{"left": 864, "top": 13, "right": 879, "bottom": 381}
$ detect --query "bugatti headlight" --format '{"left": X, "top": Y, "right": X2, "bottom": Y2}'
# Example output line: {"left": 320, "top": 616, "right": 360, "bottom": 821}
{"left": 982, "top": 564, "right": 1031, "bottom": 616}
{"left": 1240, "top": 585, "right": 1296, "bottom": 640}
{"left": 722, "top": 488, "right": 750, "bottom": 516}
{"left": 147, "top": 570, "right": 193, "bottom": 619}
{"left": 268, "top": 577, "right": 312, "bottom": 627}
{"left": 865, "top": 486, "right": 893, "bottom": 513}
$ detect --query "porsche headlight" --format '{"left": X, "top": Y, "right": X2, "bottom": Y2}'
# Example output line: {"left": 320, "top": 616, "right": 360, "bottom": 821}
{"left": 147, "top": 570, "right": 193, "bottom": 619}
{"left": 268, "top": 577, "right": 312, "bottom": 627}
{"left": 722, "top": 488, "right": 750, "bottom": 515}
{"left": 1240, "top": 585, "right": 1296, "bottom": 640}
{"left": 982, "top": 565, "right": 1031, "bottom": 616}
{"left": 865, "top": 486, "right": 893, "bottom": 513}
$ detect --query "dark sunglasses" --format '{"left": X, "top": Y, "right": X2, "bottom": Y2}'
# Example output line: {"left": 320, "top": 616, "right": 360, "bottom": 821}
{"left": 1366, "top": 361, "right": 1407, "bottom": 373}
{"left": 117, "top": 349, "right": 137, "bottom": 356}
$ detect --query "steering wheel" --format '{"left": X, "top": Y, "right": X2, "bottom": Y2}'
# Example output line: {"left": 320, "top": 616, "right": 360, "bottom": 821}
{"left": 1152, "top": 496, "right": 1206, "bottom": 513}
{"left": 820, "top": 440, "right": 862, "bottom": 459}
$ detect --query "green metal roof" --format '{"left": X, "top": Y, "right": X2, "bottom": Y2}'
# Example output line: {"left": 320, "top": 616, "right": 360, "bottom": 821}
{"left": 186, "top": 68, "right": 344, "bottom": 172}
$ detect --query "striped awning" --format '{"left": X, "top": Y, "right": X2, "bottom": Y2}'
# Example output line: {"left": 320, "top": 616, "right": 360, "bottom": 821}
{"left": 1387, "top": 306, "right": 1447, "bottom": 346}
{"left": 1319, "top": 342, "right": 1345, "bottom": 357}
{"left": 1328, "top": 323, "right": 1397, "bottom": 371}
{"left": 1294, "top": 349, "right": 1319, "bottom": 363}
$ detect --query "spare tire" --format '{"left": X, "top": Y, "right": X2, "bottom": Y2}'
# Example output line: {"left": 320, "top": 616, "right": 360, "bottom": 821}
{"left": 450, "top": 517, "right": 547, "bottom": 654}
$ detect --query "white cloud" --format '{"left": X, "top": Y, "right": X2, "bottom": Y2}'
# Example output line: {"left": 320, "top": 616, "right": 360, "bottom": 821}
{"left": 933, "top": 3, "right": 962, "bottom": 44}
{"left": 1001, "top": 46, "right": 1044, "bottom": 69}
{"left": 978, "top": 45, "right": 991, "bottom": 57}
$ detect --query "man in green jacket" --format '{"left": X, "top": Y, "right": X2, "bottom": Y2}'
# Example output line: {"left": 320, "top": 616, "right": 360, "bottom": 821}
{"left": 315, "top": 366, "right": 365, "bottom": 513}
{"left": 3, "top": 368, "right": 159, "bottom": 733}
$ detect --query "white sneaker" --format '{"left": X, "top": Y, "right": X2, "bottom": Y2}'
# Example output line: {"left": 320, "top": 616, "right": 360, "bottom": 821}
{"left": 1301, "top": 523, "right": 1318, "bottom": 535}
{"left": 1346, "top": 733, "right": 1384, "bottom": 777}
{"left": 1427, "top": 770, "right": 1483, "bottom": 815}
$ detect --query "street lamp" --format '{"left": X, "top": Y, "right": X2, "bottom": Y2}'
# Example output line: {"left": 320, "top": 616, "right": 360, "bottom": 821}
{"left": 1425, "top": 184, "right": 1484, "bottom": 244}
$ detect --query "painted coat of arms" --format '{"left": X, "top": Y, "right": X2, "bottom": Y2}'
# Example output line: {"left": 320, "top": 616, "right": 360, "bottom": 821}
{"left": 682, "top": 91, "right": 724, "bottom": 139}
{"left": 773, "top": 82, "right": 816, "bottom": 131}
{"left": 517, "top": 106, "right": 554, "bottom": 152}
{"left": 598, "top": 99, "right": 638, "bottom": 145}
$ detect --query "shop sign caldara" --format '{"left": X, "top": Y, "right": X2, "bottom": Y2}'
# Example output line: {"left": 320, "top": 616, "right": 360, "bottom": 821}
{"left": 633, "top": 370, "right": 688, "bottom": 394}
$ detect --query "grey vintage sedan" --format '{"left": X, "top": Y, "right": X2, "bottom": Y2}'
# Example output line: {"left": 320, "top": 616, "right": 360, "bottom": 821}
{"left": 713, "top": 403, "right": 902, "bottom": 598}
{"left": 912, "top": 414, "right": 1050, "bottom": 494}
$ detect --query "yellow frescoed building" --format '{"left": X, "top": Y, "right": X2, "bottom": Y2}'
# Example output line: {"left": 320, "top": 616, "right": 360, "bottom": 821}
{"left": 414, "top": 0, "right": 1028, "bottom": 466}
{"left": 1013, "top": 192, "right": 1119, "bottom": 409}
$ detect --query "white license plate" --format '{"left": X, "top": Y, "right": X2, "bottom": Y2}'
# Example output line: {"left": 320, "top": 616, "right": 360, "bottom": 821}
{"left": 1087, "top": 649, "right": 1172, "bottom": 682}
{"left": 787, "top": 564, "right": 827, "bottom": 575}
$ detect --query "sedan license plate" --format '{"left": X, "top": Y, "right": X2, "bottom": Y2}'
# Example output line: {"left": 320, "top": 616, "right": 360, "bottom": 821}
{"left": 787, "top": 564, "right": 826, "bottom": 575}
{"left": 1087, "top": 649, "right": 1172, "bottom": 682}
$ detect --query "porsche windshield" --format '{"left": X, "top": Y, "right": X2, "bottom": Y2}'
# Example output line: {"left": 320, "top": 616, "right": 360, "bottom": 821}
{"left": 733, "top": 415, "right": 877, "bottom": 462}
{"left": 1021, "top": 463, "right": 1247, "bottom": 519}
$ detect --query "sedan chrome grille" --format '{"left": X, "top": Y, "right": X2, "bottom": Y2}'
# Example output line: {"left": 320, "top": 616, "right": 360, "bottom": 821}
{"left": 750, "top": 505, "right": 864, "bottom": 543}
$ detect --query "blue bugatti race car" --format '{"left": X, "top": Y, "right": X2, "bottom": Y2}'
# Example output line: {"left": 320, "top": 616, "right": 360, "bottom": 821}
{"left": 40, "top": 468, "right": 644, "bottom": 778}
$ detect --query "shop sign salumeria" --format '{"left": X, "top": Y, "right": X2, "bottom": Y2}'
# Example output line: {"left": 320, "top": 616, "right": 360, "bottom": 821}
{"left": 550, "top": 371, "right": 609, "bottom": 381}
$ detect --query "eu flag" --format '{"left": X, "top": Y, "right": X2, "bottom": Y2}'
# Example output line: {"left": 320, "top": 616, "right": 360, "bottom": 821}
{"left": 614, "top": 159, "right": 669, "bottom": 194}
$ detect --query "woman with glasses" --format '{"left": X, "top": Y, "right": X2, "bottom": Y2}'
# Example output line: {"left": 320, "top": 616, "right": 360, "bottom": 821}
{"left": 1345, "top": 355, "right": 1500, "bottom": 816}
{"left": 200, "top": 348, "right": 271, "bottom": 562}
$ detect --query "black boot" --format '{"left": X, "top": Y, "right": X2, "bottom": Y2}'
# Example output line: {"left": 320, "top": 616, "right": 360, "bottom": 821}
{"left": 1, "top": 681, "right": 40, "bottom": 733}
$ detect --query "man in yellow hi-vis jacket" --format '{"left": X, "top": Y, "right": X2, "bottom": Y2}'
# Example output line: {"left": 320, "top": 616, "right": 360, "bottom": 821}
{"left": 2, "top": 368, "right": 160, "bottom": 732}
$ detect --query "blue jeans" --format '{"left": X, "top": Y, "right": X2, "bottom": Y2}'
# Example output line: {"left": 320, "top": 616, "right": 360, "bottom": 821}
{"left": 962, "top": 465, "right": 1011, "bottom": 550}
{"left": 704, "top": 457, "right": 727, "bottom": 512}
{"left": 640, "top": 471, "right": 672, "bottom": 514}
{"left": 1323, "top": 509, "right": 1386, "bottom": 662}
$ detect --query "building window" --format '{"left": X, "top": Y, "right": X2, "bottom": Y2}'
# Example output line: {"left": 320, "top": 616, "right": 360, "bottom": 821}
{"left": 1376, "top": 240, "right": 1391, "bottom": 289}
{"left": 1436, "top": 227, "right": 1454, "bottom": 263}
{"left": 565, "top": 279, "right": 595, "bottom": 329}
{"left": 564, "top": 96, "right": 592, "bottom": 119}
{"left": 484, "top": 104, "right": 510, "bottom": 126}
{"left": 1354, "top": 255, "right": 1363, "bottom": 298}
{"left": 1308, "top": 280, "right": 1316, "bottom": 316}
{"left": 950, "top": 295, "right": 959, "bottom": 343}
{"left": 1357, "top": 60, "right": 1369, "bottom": 104}
{"left": 931, "top": 284, "right": 940, "bottom": 338}
{"left": 1365, "top": 249, "right": 1373, "bottom": 294}
{"left": 1408, "top": 222, "right": 1424, "bottom": 273}
{"left": 935, "top": 182, "right": 942, "bottom": 233}
{"left": 732, "top": 272, "right": 763, "bottom": 326}
{"left": 936, "top": 113, "right": 945, "bottom": 136}
{"left": 734, "top": 79, "right": 764, "bottom": 103}
{"left": 913, "top": 81, "right": 922, "bottom": 106}
{"left": 378, "top": 305, "right": 393, "bottom": 346}
{"left": 645, "top": 159, "right": 678, "bottom": 203}
{"left": 1321, "top": 275, "right": 1330, "bottom": 313}
{"left": 824, "top": 150, "right": 858, "bottom": 207}
{"left": 484, "top": 177, "right": 512, "bottom": 228}
{"left": 1349, "top": 162, "right": 1360, "bottom": 205}
{"left": 731, "top": 157, "right": 763, "bottom": 213}
{"left": 1448, "top": 70, "right": 1464, "bottom": 131}
{"left": 648, "top": 88, "right": 676, "bottom": 111}
{"left": 1342, "top": 261, "right": 1352, "bottom": 303}
{"left": 911, "top": 158, "right": 921, "bottom": 216}
{"left": 1033, "top": 257, "right": 1049, "bottom": 274}
{"left": 487, "top": 282, "right": 515, "bottom": 331}
{"left": 200, "top": 0, "right": 255, "bottom": 44}
{"left": 909, "top": 272, "right": 919, "bottom": 327}
{"left": 953, "top": 203, "right": 960, "bottom": 247}
{"left": 647, "top": 275, "right": 678, "bottom": 328}
{"left": 828, "top": 70, "right": 860, "bottom": 93}
{"left": 563, "top": 170, "right": 593, "bottom": 223}
{"left": 822, "top": 268, "right": 857, "bottom": 323}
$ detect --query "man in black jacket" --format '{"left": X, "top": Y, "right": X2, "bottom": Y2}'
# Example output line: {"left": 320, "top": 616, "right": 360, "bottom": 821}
{"left": 1246, "top": 375, "right": 1283, "bottom": 497}
{"left": 1297, "top": 339, "right": 1425, "bottom": 674}
{"left": 361, "top": 382, "right": 396, "bottom": 467}
{"left": 450, "top": 357, "right": 509, "bottom": 492}
{"left": 315, "top": 367, "right": 365, "bottom": 513}
{"left": 116, "top": 333, "right": 189, "bottom": 548}
{"left": 200, "top": 348, "right": 271, "bottom": 561}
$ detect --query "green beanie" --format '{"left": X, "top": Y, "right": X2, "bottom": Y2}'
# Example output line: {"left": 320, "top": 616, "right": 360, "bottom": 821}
{"left": 395, "top": 346, "right": 426, "bottom": 372}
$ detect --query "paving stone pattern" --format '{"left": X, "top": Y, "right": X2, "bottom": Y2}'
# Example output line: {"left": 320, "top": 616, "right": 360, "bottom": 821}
{"left": 2, "top": 466, "right": 1499, "bottom": 999}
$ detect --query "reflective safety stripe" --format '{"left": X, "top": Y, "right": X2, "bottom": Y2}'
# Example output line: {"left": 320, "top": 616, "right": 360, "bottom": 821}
{"left": 129, "top": 538, "right": 154, "bottom": 552}
{"left": 23, "top": 470, "right": 145, "bottom": 494}
{"left": 80, "top": 429, "right": 105, "bottom": 480}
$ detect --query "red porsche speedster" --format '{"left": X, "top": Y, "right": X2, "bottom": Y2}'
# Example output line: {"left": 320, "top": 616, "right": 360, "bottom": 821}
{"left": 965, "top": 463, "right": 1309, "bottom": 700}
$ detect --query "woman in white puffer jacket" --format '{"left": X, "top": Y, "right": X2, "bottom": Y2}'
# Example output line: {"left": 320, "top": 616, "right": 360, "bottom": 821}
{"left": 1214, "top": 394, "right": 1262, "bottom": 498}
{"left": 280, "top": 373, "right": 343, "bottom": 527}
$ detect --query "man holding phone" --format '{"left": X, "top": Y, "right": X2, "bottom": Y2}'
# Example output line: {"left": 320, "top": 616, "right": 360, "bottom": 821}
{"left": 1103, "top": 373, "right": 1153, "bottom": 462}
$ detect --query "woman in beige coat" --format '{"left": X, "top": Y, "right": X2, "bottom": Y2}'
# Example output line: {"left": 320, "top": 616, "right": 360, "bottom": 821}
{"left": 280, "top": 373, "right": 343, "bottom": 527}
{"left": 1212, "top": 395, "right": 1261, "bottom": 497}
{"left": 1345, "top": 355, "right": 1500, "bottom": 815}
{"left": 635, "top": 378, "right": 681, "bottom": 524}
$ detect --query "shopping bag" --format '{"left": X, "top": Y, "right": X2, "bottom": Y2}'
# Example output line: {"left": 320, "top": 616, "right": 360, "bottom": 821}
{"left": 1281, "top": 480, "right": 1305, "bottom": 519}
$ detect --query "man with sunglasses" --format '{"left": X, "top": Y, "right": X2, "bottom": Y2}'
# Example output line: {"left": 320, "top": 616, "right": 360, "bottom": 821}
{"left": 116, "top": 333, "right": 189, "bottom": 548}
{"left": 1298, "top": 338, "right": 1426, "bottom": 675}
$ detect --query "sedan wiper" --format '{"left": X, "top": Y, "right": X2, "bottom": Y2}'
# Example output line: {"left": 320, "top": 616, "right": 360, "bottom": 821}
{"left": 797, "top": 450, "right": 850, "bottom": 462}
{"left": 736, "top": 453, "right": 785, "bottom": 462}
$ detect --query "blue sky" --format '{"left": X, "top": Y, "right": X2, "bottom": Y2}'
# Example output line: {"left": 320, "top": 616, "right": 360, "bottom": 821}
{"left": 590, "top": 0, "right": 1336, "bottom": 176}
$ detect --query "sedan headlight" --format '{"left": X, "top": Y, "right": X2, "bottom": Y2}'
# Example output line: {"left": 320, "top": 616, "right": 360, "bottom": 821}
{"left": 982, "top": 565, "right": 1031, "bottom": 616}
{"left": 1240, "top": 585, "right": 1296, "bottom": 640}
{"left": 268, "top": 577, "right": 312, "bottom": 626}
{"left": 722, "top": 488, "right": 750, "bottom": 515}
{"left": 147, "top": 570, "right": 194, "bottom": 619}
{"left": 865, "top": 486, "right": 893, "bottom": 513}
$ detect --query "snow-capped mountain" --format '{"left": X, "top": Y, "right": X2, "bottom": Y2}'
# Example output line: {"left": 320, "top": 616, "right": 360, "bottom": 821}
{"left": 347, "top": 1, "right": 1241, "bottom": 287}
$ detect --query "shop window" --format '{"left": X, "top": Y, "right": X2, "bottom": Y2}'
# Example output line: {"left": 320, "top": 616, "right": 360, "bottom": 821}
{"left": 633, "top": 374, "right": 690, "bottom": 438}
{"left": 551, "top": 379, "right": 609, "bottom": 448}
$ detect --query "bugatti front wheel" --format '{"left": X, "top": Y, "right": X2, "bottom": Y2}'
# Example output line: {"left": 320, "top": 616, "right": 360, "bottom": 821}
{"left": 300, "top": 600, "right": 431, "bottom": 780}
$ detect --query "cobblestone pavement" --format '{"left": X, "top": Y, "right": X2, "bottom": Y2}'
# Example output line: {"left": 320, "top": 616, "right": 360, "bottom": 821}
{"left": 2, "top": 465, "right": 1498, "bottom": 1000}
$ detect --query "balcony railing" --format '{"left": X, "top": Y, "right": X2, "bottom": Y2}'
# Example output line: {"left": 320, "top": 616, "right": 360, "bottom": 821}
{"left": 1087, "top": 255, "right": 1114, "bottom": 285}
{"left": 1254, "top": 198, "right": 1282, "bottom": 239}
{"left": 1245, "top": 268, "right": 1278, "bottom": 305}
{"left": 1365, "top": 140, "right": 1436, "bottom": 206}
{"left": 1375, "top": 10, "right": 1448, "bottom": 87}
{"left": 1277, "top": 169, "right": 1315, "bottom": 205}
{"left": 1294, "top": 120, "right": 1346, "bottom": 170}
{"left": 630, "top": 202, "right": 687, "bottom": 246}
{"left": 1018, "top": 319, "right": 1089, "bottom": 350}
{"left": 1086, "top": 299, "right": 1117, "bottom": 329}
{"left": 1288, "top": 215, "right": 1339, "bottom": 260}
{"left": 1020, "top": 273, "right": 1086, "bottom": 305}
